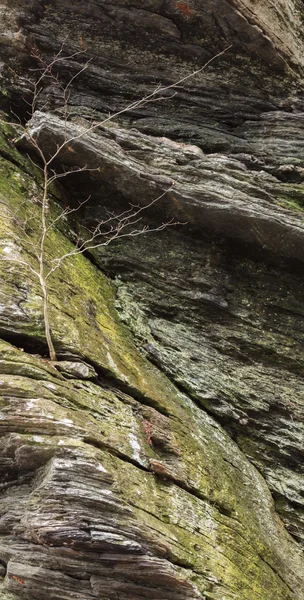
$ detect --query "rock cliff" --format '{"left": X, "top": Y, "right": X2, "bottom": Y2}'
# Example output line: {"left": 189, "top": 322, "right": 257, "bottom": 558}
{"left": 0, "top": 1, "right": 303, "bottom": 599}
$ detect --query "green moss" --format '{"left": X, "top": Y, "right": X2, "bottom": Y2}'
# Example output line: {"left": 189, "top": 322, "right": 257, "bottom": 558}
{"left": 0, "top": 314, "right": 300, "bottom": 599}
{"left": 98, "top": 450, "right": 295, "bottom": 600}
{"left": 0, "top": 139, "right": 179, "bottom": 410}
{"left": 0, "top": 119, "right": 36, "bottom": 174}
{"left": 0, "top": 117, "right": 302, "bottom": 599}
{"left": 275, "top": 197, "right": 304, "bottom": 212}
{"left": 273, "top": 182, "right": 304, "bottom": 212}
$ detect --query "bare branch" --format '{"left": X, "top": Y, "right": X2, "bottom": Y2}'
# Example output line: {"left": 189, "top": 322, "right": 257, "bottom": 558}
{"left": 43, "top": 184, "right": 176, "bottom": 279}
{"left": 44, "top": 196, "right": 92, "bottom": 233}
{"left": 47, "top": 165, "right": 99, "bottom": 186}
{"left": 0, "top": 254, "right": 40, "bottom": 279}
{"left": 64, "top": 58, "right": 92, "bottom": 93}
{"left": 26, "top": 152, "right": 44, "bottom": 172}
{"left": 33, "top": 45, "right": 232, "bottom": 167}
{"left": 1, "top": 40, "right": 229, "bottom": 360}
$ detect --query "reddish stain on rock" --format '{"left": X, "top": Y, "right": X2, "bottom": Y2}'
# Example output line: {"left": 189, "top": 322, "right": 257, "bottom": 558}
{"left": 11, "top": 575, "right": 25, "bottom": 585}
{"left": 176, "top": 2, "right": 192, "bottom": 16}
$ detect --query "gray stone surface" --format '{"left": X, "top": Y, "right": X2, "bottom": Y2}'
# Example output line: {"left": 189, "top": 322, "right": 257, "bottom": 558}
{"left": 0, "top": 0, "right": 304, "bottom": 599}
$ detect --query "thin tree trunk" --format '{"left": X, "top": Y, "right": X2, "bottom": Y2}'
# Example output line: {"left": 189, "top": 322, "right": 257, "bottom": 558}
{"left": 39, "top": 165, "right": 56, "bottom": 361}
{"left": 41, "top": 279, "right": 56, "bottom": 361}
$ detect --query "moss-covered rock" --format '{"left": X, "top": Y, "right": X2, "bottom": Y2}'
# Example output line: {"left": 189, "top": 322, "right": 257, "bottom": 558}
{"left": 0, "top": 134, "right": 303, "bottom": 598}
{"left": 0, "top": 339, "right": 303, "bottom": 599}
{"left": 0, "top": 0, "right": 304, "bottom": 595}
{"left": 102, "top": 229, "right": 304, "bottom": 549}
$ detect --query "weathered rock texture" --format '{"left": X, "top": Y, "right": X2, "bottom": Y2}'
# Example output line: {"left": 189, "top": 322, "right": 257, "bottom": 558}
{"left": 0, "top": 1, "right": 304, "bottom": 599}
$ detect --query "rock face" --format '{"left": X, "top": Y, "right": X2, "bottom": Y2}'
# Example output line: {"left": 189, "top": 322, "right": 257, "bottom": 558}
{"left": 0, "top": 1, "right": 304, "bottom": 599}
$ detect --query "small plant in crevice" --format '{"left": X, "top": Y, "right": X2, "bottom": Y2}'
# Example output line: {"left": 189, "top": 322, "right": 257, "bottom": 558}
{"left": 0, "top": 39, "right": 231, "bottom": 360}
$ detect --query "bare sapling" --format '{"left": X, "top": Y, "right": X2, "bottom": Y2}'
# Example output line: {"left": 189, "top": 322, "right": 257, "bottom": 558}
{"left": 0, "top": 40, "right": 231, "bottom": 360}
